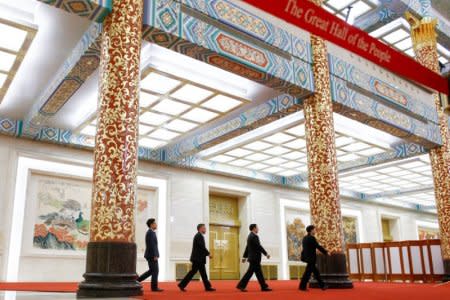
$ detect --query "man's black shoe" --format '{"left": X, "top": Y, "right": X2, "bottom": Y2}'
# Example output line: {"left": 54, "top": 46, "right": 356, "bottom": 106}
{"left": 261, "top": 288, "right": 272, "bottom": 292}
{"left": 177, "top": 284, "right": 186, "bottom": 292}
{"left": 151, "top": 288, "right": 164, "bottom": 292}
{"left": 237, "top": 287, "right": 247, "bottom": 292}
{"left": 205, "top": 288, "right": 216, "bottom": 292}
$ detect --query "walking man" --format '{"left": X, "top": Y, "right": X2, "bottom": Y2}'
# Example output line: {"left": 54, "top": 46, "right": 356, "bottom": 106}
{"left": 299, "top": 225, "right": 329, "bottom": 291}
{"left": 178, "top": 224, "right": 216, "bottom": 292}
{"left": 137, "top": 218, "right": 163, "bottom": 292}
{"left": 237, "top": 224, "right": 272, "bottom": 292}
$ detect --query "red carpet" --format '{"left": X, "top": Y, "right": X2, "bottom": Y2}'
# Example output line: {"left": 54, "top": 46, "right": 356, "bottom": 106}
{"left": 0, "top": 281, "right": 449, "bottom": 300}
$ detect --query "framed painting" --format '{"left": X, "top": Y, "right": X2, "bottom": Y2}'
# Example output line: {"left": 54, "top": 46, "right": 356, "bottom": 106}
{"left": 285, "top": 208, "right": 310, "bottom": 262}
{"left": 418, "top": 226, "right": 439, "bottom": 240}
{"left": 342, "top": 216, "right": 359, "bottom": 244}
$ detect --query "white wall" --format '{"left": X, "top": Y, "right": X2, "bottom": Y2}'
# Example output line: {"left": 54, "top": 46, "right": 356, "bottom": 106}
{"left": 0, "top": 135, "right": 439, "bottom": 282}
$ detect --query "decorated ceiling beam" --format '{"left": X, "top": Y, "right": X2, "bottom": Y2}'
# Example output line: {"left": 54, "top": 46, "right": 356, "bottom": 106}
{"left": 24, "top": 22, "right": 102, "bottom": 134}
{"left": 0, "top": 114, "right": 436, "bottom": 212}
{"left": 329, "top": 54, "right": 441, "bottom": 148}
{"left": 142, "top": 0, "right": 314, "bottom": 97}
{"left": 162, "top": 94, "right": 303, "bottom": 163}
{"left": 338, "top": 143, "right": 427, "bottom": 173}
{"left": 36, "top": 0, "right": 112, "bottom": 23}
{"left": 354, "top": 0, "right": 450, "bottom": 49}
{"left": 366, "top": 184, "right": 434, "bottom": 201}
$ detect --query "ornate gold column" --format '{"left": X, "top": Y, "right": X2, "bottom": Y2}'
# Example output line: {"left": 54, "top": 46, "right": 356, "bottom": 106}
{"left": 303, "top": 0, "right": 352, "bottom": 288}
{"left": 77, "top": 0, "right": 144, "bottom": 297}
{"left": 406, "top": 13, "right": 450, "bottom": 281}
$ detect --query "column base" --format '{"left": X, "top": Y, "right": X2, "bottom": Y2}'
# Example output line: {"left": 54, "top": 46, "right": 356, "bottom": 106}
{"left": 443, "top": 259, "right": 450, "bottom": 282}
{"left": 310, "top": 252, "right": 353, "bottom": 289}
{"left": 77, "top": 242, "right": 143, "bottom": 298}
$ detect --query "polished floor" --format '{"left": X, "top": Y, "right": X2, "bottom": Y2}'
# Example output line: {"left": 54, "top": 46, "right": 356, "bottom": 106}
{"left": 1, "top": 281, "right": 450, "bottom": 300}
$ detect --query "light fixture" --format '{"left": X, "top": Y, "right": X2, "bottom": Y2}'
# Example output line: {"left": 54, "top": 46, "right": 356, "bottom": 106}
{"left": 152, "top": 99, "right": 190, "bottom": 115}
{"left": 382, "top": 29, "right": 409, "bottom": 44}
{"left": 140, "top": 92, "right": 159, "bottom": 108}
{"left": 209, "top": 155, "right": 235, "bottom": 163}
{"left": 165, "top": 119, "right": 199, "bottom": 132}
{"left": 247, "top": 163, "right": 270, "bottom": 170}
{"left": 139, "top": 124, "right": 154, "bottom": 135}
{"left": 149, "top": 129, "right": 180, "bottom": 141}
{"left": 264, "top": 146, "right": 291, "bottom": 155}
{"left": 226, "top": 148, "right": 253, "bottom": 157}
{"left": 263, "top": 132, "right": 295, "bottom": 144}
{"left": 182, "top": 108, "right": 218, "bottom": 123}
{"left": 0, "top": 51, "right": 16, "bottom": 72}
{"left": 246, "top": 153, "right": 271, "bottom": 161}
{"left": 141, "top": 72, "right": 181, "bottom": 94}
{"left": 140, "top": 111, "right": 171, "bottom": 125}
{"left": 243, "top": 141, "right": 272, "bottom": 151}
{"left": 170, "top": 84, "right": 213, "bottom": 103}
{"left": 201, "top": 95, "right": 242, "bottom": 112}
{"left": 139, "top": 137, "right": 166, "bottom": 148}
{"left": 0, "top": 23, "right": 27, "bottom": 52}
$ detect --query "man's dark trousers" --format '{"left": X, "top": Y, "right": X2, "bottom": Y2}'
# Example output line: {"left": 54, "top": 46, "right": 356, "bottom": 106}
{"left": 237, "top": 262, "right": 268, "bottom": 289}
{"left": 178, "top": 262, "right": 211, "bottom": 289}
{"left": 138, "top": 259, "right": 159, "bottom": 290}
{"left": 299, "top": 262, "right": 324, "bottom": 289}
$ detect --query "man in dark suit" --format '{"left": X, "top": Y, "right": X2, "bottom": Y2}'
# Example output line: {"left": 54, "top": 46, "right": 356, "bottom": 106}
{"left": 137, "top": 218, "right": 163, "bottom": 292}
{"left": 236, "top": 224, "right": 272, "bottom": 292}
{"left": 178, "top": 224, "right": 216, "bottom": 292}
{"left": 299, "top": 225, "right": 329, "bottom": 291}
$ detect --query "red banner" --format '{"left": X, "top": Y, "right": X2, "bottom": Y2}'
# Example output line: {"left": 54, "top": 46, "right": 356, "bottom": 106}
{"left": 242, "top": 0, "right": 449, "bottom": 95}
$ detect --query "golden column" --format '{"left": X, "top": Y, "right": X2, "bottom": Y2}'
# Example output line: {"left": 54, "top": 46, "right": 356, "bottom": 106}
{"left": 303, "top": 0, "right": 352, "bottom": 288}
{"left": 406, "top": 13, "right": 450, "bottom": 281}
{"left": 77, "top": 0, "right": 144, "bottom": 297}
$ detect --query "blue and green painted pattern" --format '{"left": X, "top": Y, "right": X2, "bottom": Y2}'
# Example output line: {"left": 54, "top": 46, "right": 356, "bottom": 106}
{"left": 37, "top": 0, "right": 112, "bottom": 22}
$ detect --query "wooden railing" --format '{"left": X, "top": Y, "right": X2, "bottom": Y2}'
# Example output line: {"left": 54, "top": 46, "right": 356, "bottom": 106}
{"left": 346, "top": 240, "right": 444, "bottom": 283}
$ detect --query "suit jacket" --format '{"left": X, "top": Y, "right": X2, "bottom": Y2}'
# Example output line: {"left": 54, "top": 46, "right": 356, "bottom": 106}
{"left": 190, "top": 232, "right": 210, "bottom": 264}
{"left": 243, "top": 232, "right": 267, "bottom": 264}
{"left": 301, "top": 234, "right": 327, "bottom": 264}
{"left": 144, "top": 229, "right": 159, "bottom": 260}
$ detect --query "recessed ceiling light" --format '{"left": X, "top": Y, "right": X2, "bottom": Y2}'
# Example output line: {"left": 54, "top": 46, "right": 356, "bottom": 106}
{"left": 358, "top": 147, "right": 385, "bottom": 156}
{"left": 394, "top": 38, "right": 412, "bottom": 51}
{"left": 285, "top": 124, "right": 305, "bottom": 137}
{"left": 0, "top": 51, "right": 16, "bottom": 72}
{"left": 140, "top": 111, "right": 171, "bottom": 125}
{"left": 335, "top": 136, "right": 354, "bottom": 147}
{"left": 201, "top": 95, "right": 243, "bottom": 112}
{"left": 139, "top": 124, "right": 154, "bottom": 135}
{"left": 264, "top": 146, "right": 291, "bottom": 156}
{"left": 182, "top": 108, "right": 218, "bottom": 123}
{"left": 140, "top": 92, "right": 160, "bottom": 108}
{"left": 284, "top": 139, "right": 307, "bottom": 149}
{"left": 350, "top": 1, "right": 372, "bottom": 19}
{"left": 265, "top": 157, "right": 288, "bottom": 165}
{"left": 209, "top": 155, "right": 235, "bottom": 163}
{"left": 81, "top": 125, "right": 96, "bottom": 136}
{"left": 226, "top": 148, "right": 253, "bottom": 157}
{"left": 149, "top": 129, "right": 180, "bottom": 141}
{"left": 246, "top": 153, "right": 271, "bottom": 161}
{"left": 152, "top": 99, "right": 191, "bottom": 115}
{"left": 382, "top": 29, "right": 409, "bottom": 44}
{"left": 338, "top": 153, "right": 360, "bottom": 162}
{"left": 243, "top": 141, "right": 272, "bottom": 151}
{"left": 247, "top": 163, "right": 270, "bottom": 170}
{"left": 139, "top": 137, "right": 166, "bottom": 149}
{"left": 327, "top": 0, "right": 354, "bottom": 11}
{"left": 170, "top": 84, "right": 213, "bottom": 103}
{"left": 229, "top": 159, "right": 252, "bottom": 167}
{"left": 0, "top": 23, "right": 27, "bottom": 52}
{"left": 165, "top": 119, "right": 199, "bottom": 132}
{"left": 141, "top": 72, "right": 181, "bottom": 94}
{"left": 283, "top": 151, "right": 306, "bottom": 160}
{"left": 0, "top": 73, "right": 7, "bottom": 88}
{"left": 263, "top": 132, "right": 295, "bottom": 144}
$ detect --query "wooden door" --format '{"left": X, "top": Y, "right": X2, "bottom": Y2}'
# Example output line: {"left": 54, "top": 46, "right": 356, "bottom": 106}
{"left": 209, "top": 225, "right": 240, "bottom": 280}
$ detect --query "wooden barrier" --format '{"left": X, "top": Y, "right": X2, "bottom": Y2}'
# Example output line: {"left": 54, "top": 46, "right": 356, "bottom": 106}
{"left": 346, "top": 240, "right": 444, "bottom": 282}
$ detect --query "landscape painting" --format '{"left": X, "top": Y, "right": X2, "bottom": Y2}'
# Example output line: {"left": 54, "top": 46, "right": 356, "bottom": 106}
{"left": 32, "top": 174, "right": 91, "bottom": 251}
{"left": 285, "top": 209, "right": 309, "bottom": 262}
{"left": 418, "top": 226, "right": 439, "bottom": 240}
{"left": 31, "top": 173, "right": 155, "bottom": 252}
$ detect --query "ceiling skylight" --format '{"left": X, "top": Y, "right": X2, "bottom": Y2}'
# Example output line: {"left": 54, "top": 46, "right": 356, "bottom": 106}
{"left": 0, "top": 20, "right": 36, "bottom": 103}
{"left": 78, "top": 69, "right": 250, "bottom": 149}
{"left": 0, "top": 23, "right": 27, "bottom": 52}
{"left": 324, "top": 0, "right": 379, "bottom": 24}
